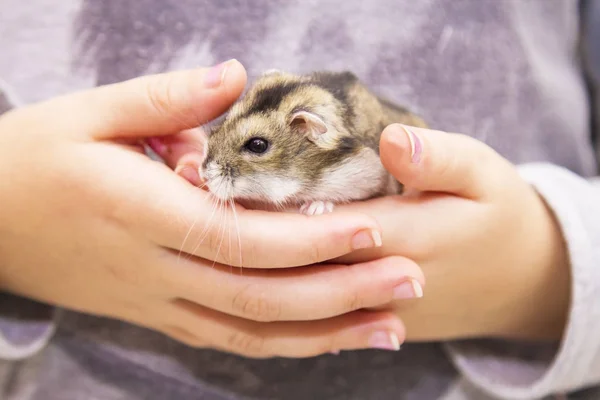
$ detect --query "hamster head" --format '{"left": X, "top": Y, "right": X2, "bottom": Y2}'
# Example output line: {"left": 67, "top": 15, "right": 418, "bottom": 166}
{"left": 200, "top": 71, "right": 365, "bottom": 207}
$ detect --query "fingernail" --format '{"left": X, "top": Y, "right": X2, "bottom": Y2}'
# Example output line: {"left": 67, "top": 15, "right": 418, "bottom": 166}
{"left": 368, "top": 331, "right": 401, "bottom": 351}
{"left": 352, "top": 229, "right": 382, "bottom": 250}
{"left": 147, "top": 137, "right": 168, "bottom": 156}
{"left": 204, "top": 59, "right": 235, "bottom": 88}
{"left": 329, "top": 349, "right": 340, "bottom": 355}
{"left": 400, "top": 124, "right": 422, "bottom": 163}
{"left": 393, "top": 278, "right": 424, "bottom": 300}
{"left": 175, "top": 164, "right": 201, "bottom": 186}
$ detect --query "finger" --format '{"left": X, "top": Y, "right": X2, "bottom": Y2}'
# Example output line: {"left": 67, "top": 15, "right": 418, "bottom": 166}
{"left": 380, "top": 123, "right": 510, "bottom": 199}
{"left": 108, "top": 150, "right": 383, "bottom": 268}
{"left": 177, "top": 205, "right": 384, "bottom": 268}
{"left": 147, "top": 128, "right": 208, "bottom": 187}
{"left": 334, "top": 187, "right": 492, "bottom": 265}
{"left": 164, "top": 256, "right": 424, "bottom": 322}
{"left": 164, "top": 306, "right": 405, "bottom": 358}
{"left": 54, "top": 59, "right": 247, "bottom": 140}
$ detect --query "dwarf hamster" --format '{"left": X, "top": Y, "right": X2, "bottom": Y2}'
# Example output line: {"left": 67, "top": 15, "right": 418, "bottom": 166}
{"left": 200, "top": 69, "right": 427, "bottom": 215}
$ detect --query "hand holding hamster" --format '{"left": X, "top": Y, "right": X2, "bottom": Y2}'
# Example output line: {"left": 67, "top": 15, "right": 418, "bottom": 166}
{"left": 0, "top": 62, "right": 425, "bottom": 358}
{"left": 333, "top": 124, "right": 570, "bottom": 342}
{"left": 164, "top": 67, "right": 569, "bottom": 343}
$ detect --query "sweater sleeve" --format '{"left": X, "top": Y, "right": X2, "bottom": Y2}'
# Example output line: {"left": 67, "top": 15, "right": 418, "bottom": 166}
{"left": 445, "top": 162, "right": 600, "bottom": 399}
{"left": 0, "top": 293, "right": 58, "bottom": 360}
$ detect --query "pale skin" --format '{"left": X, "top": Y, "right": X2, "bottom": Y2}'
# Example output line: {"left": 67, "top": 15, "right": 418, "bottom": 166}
{"left": 161, "top": 64, "right": 571, "bottom": 344}
{"left": 339, "top": 125, "right": 570, "bottom": 342}
{"left": 0, "top": 60, "right": 431, "bottom": 358}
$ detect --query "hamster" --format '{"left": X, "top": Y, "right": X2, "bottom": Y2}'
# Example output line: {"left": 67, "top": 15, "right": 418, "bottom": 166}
{"left": 199, "top": 69, "right": 427, "bottom": 215}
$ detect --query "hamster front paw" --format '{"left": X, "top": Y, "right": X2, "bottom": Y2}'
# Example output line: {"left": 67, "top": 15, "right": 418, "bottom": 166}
{"left": 299, "top": 201, "right": 335, "bottom": 215}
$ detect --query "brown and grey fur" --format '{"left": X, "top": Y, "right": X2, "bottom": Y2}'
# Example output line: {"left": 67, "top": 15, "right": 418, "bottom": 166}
{"left": 200, "top": 69, "right": 427, "bottom": 214}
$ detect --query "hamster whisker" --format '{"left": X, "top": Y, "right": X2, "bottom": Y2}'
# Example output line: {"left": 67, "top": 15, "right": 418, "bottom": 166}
{"left": 210, "top": 194, "right": 228, "bottom": 270}
{"left": 227, "top": 193, "right": 232, "bottom": 274}
{"left": 174, "top": 180, "right": 212, "bottom": 262}
{"left": 184, "top": 182, "right": 224, "bottom": 262}
{"left": 177, "top": 206, "right": 203, "bottom": 265}
{"left": 193, "top": 179, "right": 211, "bottom": 192}
{"left": 229, "top": 196, "right": 244, "bottom": 273}
{"left": 176, "top": 181, "right": 219, "bottom": 264}
{"left": 195, "top": 182, "right": 209, "bottom": 191}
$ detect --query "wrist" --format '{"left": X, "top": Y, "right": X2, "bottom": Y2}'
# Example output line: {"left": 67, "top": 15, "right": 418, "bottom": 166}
{"left": 488, "top": 189, "right": 570, "bottom": 341}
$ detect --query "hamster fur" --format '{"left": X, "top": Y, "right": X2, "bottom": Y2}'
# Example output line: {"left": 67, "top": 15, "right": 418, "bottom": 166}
{"left": 200, "top": 69, "right": 427, "bottom": 215}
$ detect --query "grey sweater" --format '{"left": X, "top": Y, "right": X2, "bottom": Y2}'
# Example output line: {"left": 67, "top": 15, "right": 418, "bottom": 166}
{"left": 1, "top": 1, "right": 600, "bottom": 399}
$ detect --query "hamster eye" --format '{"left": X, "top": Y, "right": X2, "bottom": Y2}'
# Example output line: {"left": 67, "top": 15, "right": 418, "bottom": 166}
{"left": 243, "top": 137, "right": 270, "bottom": 154}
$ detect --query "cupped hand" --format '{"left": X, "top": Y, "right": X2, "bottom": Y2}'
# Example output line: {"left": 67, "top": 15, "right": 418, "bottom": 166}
{"left": 0, "top": 61, "right": 423, "bottom": 358}
{"left": 334, "top": 124, "right": 570, "bottom": 342}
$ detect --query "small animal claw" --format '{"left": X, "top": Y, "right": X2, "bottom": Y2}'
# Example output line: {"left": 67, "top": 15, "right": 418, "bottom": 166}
{"left": 325, "top": 202, "right": 334, "bottom": 213}
{"left": 299, "top": 201, "right": 335, "bottom": 216}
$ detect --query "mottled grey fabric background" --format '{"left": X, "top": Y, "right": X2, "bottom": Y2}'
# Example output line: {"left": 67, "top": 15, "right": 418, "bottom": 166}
{"left": 0, "top": 1, "right": 599, "bottom": 399}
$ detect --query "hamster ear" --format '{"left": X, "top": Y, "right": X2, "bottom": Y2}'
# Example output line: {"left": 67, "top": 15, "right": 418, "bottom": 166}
{"left": 290, "top": 111, "right": 329, "bottom": 143}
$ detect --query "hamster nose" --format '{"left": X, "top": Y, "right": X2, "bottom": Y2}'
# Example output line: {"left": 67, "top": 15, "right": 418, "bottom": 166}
{"left": 223, "top": 164, "right": 239, "bottom": 178}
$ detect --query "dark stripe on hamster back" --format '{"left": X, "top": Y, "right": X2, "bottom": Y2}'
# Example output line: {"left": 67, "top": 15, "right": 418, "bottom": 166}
{"left": 310, "top": 71, "right": 358, "bottom": 106}
{"left": 244, "top": 81, "right": 305, "bottom": 115}
{"left": 310, "top": 71, "right": 357, "bottom": 125}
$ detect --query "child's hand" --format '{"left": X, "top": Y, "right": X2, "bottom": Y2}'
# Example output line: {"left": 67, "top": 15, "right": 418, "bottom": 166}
{"left": 0, "top": 64, "right": 421, "bottom": 358}
{"left": 335, "top": 124, "right": 570, "bottom": 341}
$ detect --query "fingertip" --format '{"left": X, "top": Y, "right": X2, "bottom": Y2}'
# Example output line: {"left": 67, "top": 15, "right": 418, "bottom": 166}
{"left": 219, "top": 59, "right": 248, "bottom": 101}
{"left": 382, "top": 255, "right": 425, "bottom": 290}
{"left": 175, "top": 164, "right": 203, "bottom": 187}
{"left": 296, "top": 209, "right": 386, "bottom": 263}
{"left": 327, "top": 211, "right": 383, "bottom": 251}
{"left": 235, "top": 209, "right": 384, "bottom": 268}
{"left": 380, "top": 124, "right": 421, "bottom": 186}
{"left": 187, "top": 60, "right": 247, "bottom": 122}
{"left": 145, "top": 128, "right": 207, "bottom": 170}
{"left": 381, "top": 123, "right": 425, "bottom": 164}
{"left": 337, "top": 311, "right": 406, "bottom": 352}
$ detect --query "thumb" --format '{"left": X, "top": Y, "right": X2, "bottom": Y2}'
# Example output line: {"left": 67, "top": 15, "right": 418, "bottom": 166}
{"left": 55, "top": 59, "right": 246, "bottom": 140}
{"left": 380, "top": 124, "right": 510, "bottom": 199}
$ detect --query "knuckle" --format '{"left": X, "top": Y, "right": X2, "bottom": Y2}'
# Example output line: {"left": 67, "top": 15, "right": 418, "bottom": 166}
{"left": 205, "top": 229, "right": 224, "bottom": 258}
{"left": 240, "top": 240, "right": 260, "bottom": 268}
{"left": 226, "top": 330, "right": 267, "bottom": 357}
{"left": 456, "top": 133, "right": 495, "bottom": 180}
{"left": 302, "top": 242, "right": 322, "bottom": 265}
{"left": 435, "top": 149, "right": 459, "bottom": 182}
{"left": 104, "top": 261, "right": 143, "bottom": 287}
{"left": 145, "top": 74, "right": 176, "bottom": 118}
{"left": 343, "top": 289, "right": 364, "bottom": 312}
{"left": 164, "top": 325, "right": 207, "bottom": 348}
{"left": 231, "top": 284, "right": 282, "bottom": 322}
{"left": 118, "top": 298, "right": 147, "bottom": 320}
{"left": 214, "top": 242, "right": 233, "bottom": 267}
{"left": 311, "top": 243, "right": 322, "bottom": 264}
